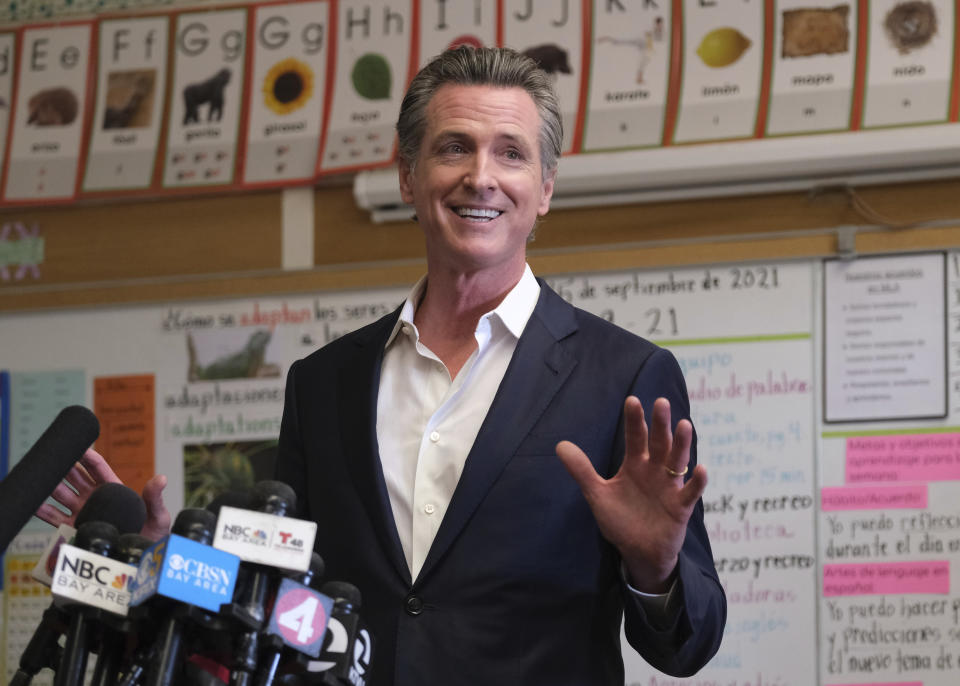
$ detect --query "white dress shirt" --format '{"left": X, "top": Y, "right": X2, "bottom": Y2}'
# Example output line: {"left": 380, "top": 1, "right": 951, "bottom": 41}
{"left": 376, "top": 265, "right": 674, "bottom": 618}
{"left": 377, "top": 265, "right": 540, "bottom": 579}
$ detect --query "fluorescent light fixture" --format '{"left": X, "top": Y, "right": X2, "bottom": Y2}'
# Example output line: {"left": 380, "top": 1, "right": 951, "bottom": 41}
{"left": 353, "top": 123, "right": 960, "bottom": 223}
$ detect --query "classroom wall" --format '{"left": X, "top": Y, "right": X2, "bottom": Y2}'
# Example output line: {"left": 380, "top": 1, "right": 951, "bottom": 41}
{"left": 2, "top": 175, "right": 960, "bottom": 312}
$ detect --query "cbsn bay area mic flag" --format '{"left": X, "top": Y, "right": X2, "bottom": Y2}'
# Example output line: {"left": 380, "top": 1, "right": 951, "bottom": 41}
{"left": 129, "top": 533, "right": 240, "bottom": 612}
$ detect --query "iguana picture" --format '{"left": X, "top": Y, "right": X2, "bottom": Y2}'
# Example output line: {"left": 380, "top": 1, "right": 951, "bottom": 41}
{"left": 187, "top": 329, "right": 281, "bottom": 381}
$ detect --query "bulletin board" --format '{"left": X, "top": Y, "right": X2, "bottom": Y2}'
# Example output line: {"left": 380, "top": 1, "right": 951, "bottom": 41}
{"left": 2, "top": 251, "right": 960, "bottom": 686}
{"left": 0, "top": 0, "right": 956, "bottom": 207}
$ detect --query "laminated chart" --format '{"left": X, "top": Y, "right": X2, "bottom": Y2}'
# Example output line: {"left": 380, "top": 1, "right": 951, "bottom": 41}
{"left": 242, "top": 1, "right": 331, "bottom": 186}
{"left": 766, "top": 0, "right": 858, "bottom": 135}
{"left": 83, "top": 16, "right": 169, "bottom": 192}
{"left": 824, "top": 253, "right": 947, "bottom": 423}
{"left": 162, "top": 9, "right": 247, "bottom": 188}
{"left": 502, "top": 0, "right": 586, "bottom": 153}
{"left": 319, "top": 0, "right": 412, "bottom": 172}
{"left": 582, "top": 0, "right": 671, "bottom": 151}
{"left": 547, "top": 262, "right": 818, "bottom": 686}
{"left": 673, "top": 0, "right": 765, "bottom": 143}
{"left": 0, "top": 34, "right": 16, "bottom": 193}
{"left": 862, "top": 0, "right": 955, "bottom": 128}
{"left": 417, "top": 0, "right": 497, "bottom": 67}
{"left": 3, "top": 23, "right": 92, "bottom": 202}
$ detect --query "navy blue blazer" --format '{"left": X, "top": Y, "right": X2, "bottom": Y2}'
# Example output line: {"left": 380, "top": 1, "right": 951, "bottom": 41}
{"left": 276, "top": 281, "right": 725, "bottom": 685}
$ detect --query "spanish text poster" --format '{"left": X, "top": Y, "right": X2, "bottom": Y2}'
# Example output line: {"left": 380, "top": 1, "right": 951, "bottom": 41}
{"left": 319, "top": 0, "right": 412, "bottom": 172}
{"left": 582, "top": 0, "right": 671, "bottom": 151}
{"left": 8, "top": 370, "right": 85, "bottom": 534}
{"left": 93, "top": 374, "right": 155, "bottom": 498}
{"left": 765, "top": 0, "right": 858, "bottom": 136}
{"left": 547, "top": 263, "right": 818, "bottom": 686}
{"left": 950, "top": 253, "right": 960, "bottom": 421}
{"left": 155, "top": 291, "right": 405, "bottom": 509}
{"left": 824, "top": 252, "right": 947, "bottom": 423}
{"left": 3, "top": 533, "right": 54, "bottom": 686}
{"left": 502, "top": 0, "right": 584, "bottom": 153}
{"left": 862, "top": 0, "right": 954, "bottom": 128}
{"left": 3, "top": 24, "right": 92, "bottom": 202}
{"left": 243, "top": 1, "right": 330, "bottom": 186}
{"left": 673, "top": 0, "right": 764, "bottom": 143}
{"left": 418, "top": 0, "right": 497, "bottom": 67}
{"left": 162, "top": 9, "right": 247, "bottom": 188}
{"left": 0, "top": 34, "right": 17, "bottom": 184}
{"left": 83, "top": 16, "right": 169, "bottom": 192}
{"left": 818, "top": 428, "right": 958, "bottom": 684}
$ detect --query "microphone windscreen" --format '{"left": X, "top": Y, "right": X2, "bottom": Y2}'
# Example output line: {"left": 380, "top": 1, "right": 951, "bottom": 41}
{"left": 114, "top": 534, "right": 154, "bottom": 564}
{"left": 0, "top": 405, "right": 100, "bottom": 555}
{"left": 320, "top": 581, "right": 362, "bottom": 609}
{"left": 75, "top": 521, "right": 119, "bottom": 553}
{"left": 206, "top": 490, "right": 254, "bottom": 516}
{"left": 75, "top": 482, "right": 147, "bottom": 535}
{"left": 172, "top": 508, "right": 217, "bottom": 544}
{"left": 252, "top": 480, "right": 297, "bottom": 515}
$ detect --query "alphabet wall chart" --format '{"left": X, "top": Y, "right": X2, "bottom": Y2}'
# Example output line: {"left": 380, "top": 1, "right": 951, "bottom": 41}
{"left": 2, "top": 251, "right": 959, "bottom": 686}
{"left": 0, "top": 0, "right": 955, "bottom": 205}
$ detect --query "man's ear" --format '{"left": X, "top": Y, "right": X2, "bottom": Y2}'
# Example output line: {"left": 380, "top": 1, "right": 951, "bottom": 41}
{"left": 398, "top": 158, "right": 415, "bottom": 205}
{"left": 538, "top": 167, "right": 557, "bottom": 216}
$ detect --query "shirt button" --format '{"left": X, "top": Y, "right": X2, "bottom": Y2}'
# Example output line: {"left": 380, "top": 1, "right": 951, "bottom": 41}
{"left": 405, "top": 595, "right": 424, "bottom": 616}
{"left": 429, "top": 431, "right": 440, "bottom": 442}
{"left": 424, "top": 503, "right": 435, "bottom": 515}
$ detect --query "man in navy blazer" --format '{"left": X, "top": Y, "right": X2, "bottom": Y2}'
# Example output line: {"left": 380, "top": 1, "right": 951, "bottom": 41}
{"left": 40, "top": 46, "right": 725, "bottom": 686}
{"left": 276, "top": 47, "right": 725, "bottom": 684}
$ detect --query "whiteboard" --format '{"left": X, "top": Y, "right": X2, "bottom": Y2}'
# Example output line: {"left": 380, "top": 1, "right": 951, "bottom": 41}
{"left": 3, "top": 253, "right": 960, "bottom": 686}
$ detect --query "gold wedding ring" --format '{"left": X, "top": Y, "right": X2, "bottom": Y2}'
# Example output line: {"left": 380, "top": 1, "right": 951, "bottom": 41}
{"left": 665, "top": 465, "right": 688, "bottom": 478}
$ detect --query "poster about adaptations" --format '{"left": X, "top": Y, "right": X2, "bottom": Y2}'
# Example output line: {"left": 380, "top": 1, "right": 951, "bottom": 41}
{"left": 418, "top": 0, "right": 497, "bottom": 67}
{"left": 673, "top": 0, "right": 764, "bottom": 144}
{"left": 162, "top": 9, "right": 247, "bottom": 188}
{"left": 3, "top": 24, "right": 92, "bottom": 202}
{"left": 319, "top": 0, "right": 412, "bottom": 172}
{"left": 502, "top": 0, "right": 585, "bottom": 153}
{"left": 862, "top": 0, "right": 954, "bottom": 128}
{"left": 243, "top": 1, "right": 330, "bottom": 186}
{"left": 766, "top": 0, "right": 858, "bottom": 136}
{"left": 582, "top": 0, "right": 671, "bottom": 151}
{"left": 83, "top": 17, "right": 169, "bottom": 192}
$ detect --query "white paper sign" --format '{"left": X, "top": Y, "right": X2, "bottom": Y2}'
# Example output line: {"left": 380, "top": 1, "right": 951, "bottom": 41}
{"left": 243, "top": 1, "right": 330, "bottom": 186}
{"left": 824, "top": 253, "right": 947, "bottom": 422}
{"left": 84, "top": 16, "right": 169, "bottom": 192}
{"left": 4, "top": 24, "right": 93, "bottom": 201}
{"left": 162, "top": 9, "right": 247, "bottom": 188}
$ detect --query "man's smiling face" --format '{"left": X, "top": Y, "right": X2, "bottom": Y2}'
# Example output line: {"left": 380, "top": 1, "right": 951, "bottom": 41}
{"left": 399, "top": 84, "right": 555, "bottom": 277}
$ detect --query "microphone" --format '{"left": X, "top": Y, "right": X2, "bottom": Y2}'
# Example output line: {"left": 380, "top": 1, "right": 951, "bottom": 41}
{"left": 0, "top": 405, "right": 100, "bottom": 554}
{"left": 33, "top": 482, "right": 149, "bottom": 586}
{"left": 307, "top": 582, "right": 374, "bottom": 686}
{"left": 124, "top": 508, "right": 241, "bottom": 686}
{"left": 89, "top": 533, "right": 155, "bottom": 686}
{"left": 214, "top": 481, "right": 315, "bottom": 686}
{"left": 52, "top": 521, "right": 139, "bottom": 686}
{"left": 254, "top": 553, "right": 332, "bottom": 686}
{"left": 11, "top": 485, "right": 145, "bottom": 686}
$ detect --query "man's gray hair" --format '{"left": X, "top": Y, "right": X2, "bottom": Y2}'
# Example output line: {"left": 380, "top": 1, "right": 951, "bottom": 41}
{"left": 396, "top": 46, "right": 563, "bottom": 174}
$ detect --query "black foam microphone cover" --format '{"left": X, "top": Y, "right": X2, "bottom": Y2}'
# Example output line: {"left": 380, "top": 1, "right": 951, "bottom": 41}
{"left": 0, "top": 405, "right": 100, "bottom": 554}
{"left": 172, "top": 508, "right": 218, "bottom": 544}
{"left": 319, "top": 582, "right": 361, "bottom": 610}
{"left": 252, "top": 480, "right": 297, "bottom": 516}
{"left": 206, "top": 489, "right": 255, "bottom": 516}
{"left": 75, "top": 483, "right": 147, "bottom": 535}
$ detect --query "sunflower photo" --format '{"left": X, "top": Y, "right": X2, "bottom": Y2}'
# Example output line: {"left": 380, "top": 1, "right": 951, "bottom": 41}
{"left": 263, "top": 58, "right": 314, "bottom": 115}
